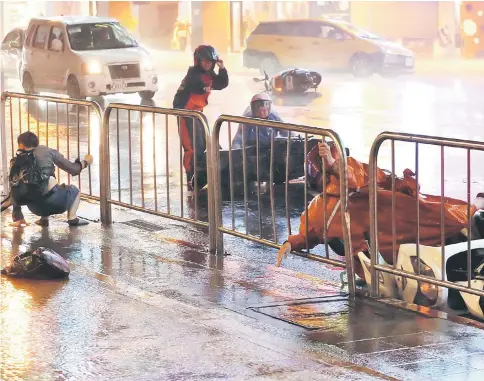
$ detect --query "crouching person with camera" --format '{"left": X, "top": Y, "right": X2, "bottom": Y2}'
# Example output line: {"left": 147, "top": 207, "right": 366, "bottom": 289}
{"left": 1, "top": 131, "right": 93, "bottom": 227}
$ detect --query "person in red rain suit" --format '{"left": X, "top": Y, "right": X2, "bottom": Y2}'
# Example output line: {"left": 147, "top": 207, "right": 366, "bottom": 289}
{"left": 173, "top": 45, "right": 229, "bottom": 193}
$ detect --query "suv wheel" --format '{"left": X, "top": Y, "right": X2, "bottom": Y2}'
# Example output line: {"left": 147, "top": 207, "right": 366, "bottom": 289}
{"left": 22, "top": 72, "right": 35, "bottom": 94}
{"left": 350, "top": 54, "right": 374, "bottom": 78}
{"left": 67, "top": 76, "right": 82, "bottom": 99}
{"left": 259, "top": 56, "right": 280, "bottom": 76}
{"left": 139, "top": 91, "right": 156, "bottom": 101}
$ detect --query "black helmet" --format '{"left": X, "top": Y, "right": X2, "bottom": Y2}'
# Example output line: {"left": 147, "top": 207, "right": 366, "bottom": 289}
{"left": 193, "top": 45, "right": 218, "bottom": 67}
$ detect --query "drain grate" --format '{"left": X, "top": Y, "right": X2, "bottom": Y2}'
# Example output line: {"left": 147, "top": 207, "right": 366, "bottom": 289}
{"left": 120, "top": 219, "right": 166, "bottom": 232}
{"left": 249, "top": 296, "right": 351, "bottom": 330}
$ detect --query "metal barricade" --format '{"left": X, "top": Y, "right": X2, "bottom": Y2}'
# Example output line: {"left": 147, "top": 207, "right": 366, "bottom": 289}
{"left": 212, "top": 115, "right": 355, "bottom": 295}
{"left": 369, "top": 132, "right": 484, "bottom": 300}
{"left": 1, "top": 92, "right": 102, "bottom": 200}
{"left": 100, "top": 104, "right": 215, "bottom": 252}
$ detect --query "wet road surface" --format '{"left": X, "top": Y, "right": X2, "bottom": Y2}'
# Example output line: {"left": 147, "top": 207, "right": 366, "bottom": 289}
{"left": 2, "top": 70, "right": 484, "bottom": 379}
{"left": 3, "top": 71, "right": 484, "bottom": 282}
{"left": 2, "top": 203, "right": 484, "bottom": 380}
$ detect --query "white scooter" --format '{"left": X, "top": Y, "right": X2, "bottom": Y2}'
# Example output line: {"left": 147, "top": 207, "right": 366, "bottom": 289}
{"left": 358, "top": 232, "right": 484, "bottom": 321}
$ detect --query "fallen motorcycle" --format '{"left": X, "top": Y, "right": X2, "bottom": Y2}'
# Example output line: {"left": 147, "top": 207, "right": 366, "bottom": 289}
{"left": 192, "top": 135, "right": 320, "bottom": 197}
{"left": 358, "top": 215, "right": 484, "bottom": 322}
{"left": 253, "top": 68, "right": 322, "bottom": 95}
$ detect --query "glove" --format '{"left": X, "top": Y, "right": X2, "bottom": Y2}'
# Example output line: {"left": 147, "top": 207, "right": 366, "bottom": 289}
{"left": 276, "top": 241, "right": 291, "bottom": 267}
{"left": 84, "top": 154, "right": 94, "bottom": 165}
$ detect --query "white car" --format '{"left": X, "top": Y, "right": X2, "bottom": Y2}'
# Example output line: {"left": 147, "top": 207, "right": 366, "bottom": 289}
{"left": 358, "top": 238, "right": 484, "bottom": 320}
{"left": 1, "top": 27, "right": 25, "bottom": 79}
{"left": 21, "top": 16, "right": 158, "bottom": 100}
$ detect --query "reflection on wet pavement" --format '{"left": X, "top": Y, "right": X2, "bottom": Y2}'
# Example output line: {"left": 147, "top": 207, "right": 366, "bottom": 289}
{"left": 2, "top": 201, "right": 484, "bottom": 380}
{"left": 3, "top": 72, "right": 484, "bottom": 380}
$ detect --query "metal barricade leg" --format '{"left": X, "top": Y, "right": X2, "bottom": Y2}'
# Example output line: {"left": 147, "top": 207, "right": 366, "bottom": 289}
{"left": 212, "top": 126, "right": 224, "bottom": 255}
{"left": 100, "top": 106, "right": 112, "bottom": 224}
{"left": 1, "top": 94, "right": 8, "bottom": 195}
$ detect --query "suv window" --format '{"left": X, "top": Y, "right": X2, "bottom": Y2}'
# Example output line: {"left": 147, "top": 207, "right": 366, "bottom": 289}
{"left": 48, "top": 26, "right": 65, "bottom": 51}
{"left": 1, "top": 30, "right": 22, "bottom": 50}
{"left": 67, "top": 22, "right": 137, "bottom": 51}
{"left": 32, "top": 25, "right": 50, "bottom": 49}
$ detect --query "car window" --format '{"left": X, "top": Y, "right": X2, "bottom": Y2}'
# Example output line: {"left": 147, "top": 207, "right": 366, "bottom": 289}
{"left": 292, "top": 22, "right": 322, "bottom": 38}
{"left": 251, "top": 23, "right": 285, "bottom": 36}
{"left": 320, "top": 24, "right": 348, "bottom": 40}
{"left": 32, "top": 25, "right": 50, "bottom": 49}
{"left": 277, "top": 22, "right": 300, "bottom": 36}
{"left": 1, "top": 30, "right": 21, "bottom": 50}
{"left": 48, "top": 26, "right": 65, "bottom": 51}
{"left": 25, "top": 25, "right": 36, "bottom": 47}
{"left": 251, "top": 23, "right": 271, "bottom": 35}
{"left": 67, "top": 22, "right": 138, "bottom": 51}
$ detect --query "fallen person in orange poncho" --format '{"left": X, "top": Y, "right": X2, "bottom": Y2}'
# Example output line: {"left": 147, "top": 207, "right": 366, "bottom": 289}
{"left": 276, "top": 141, "right": 484, "bottom": 279}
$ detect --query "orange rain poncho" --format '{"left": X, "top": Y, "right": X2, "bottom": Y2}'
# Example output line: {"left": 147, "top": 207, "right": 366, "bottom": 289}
{"left": 288, "top": 146, "right": 475, "bottom": 278}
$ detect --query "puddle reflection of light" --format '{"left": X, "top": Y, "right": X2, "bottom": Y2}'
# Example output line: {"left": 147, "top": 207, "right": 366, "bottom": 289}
{"left": 328, "top": 82, "right": 365, "bottom": 160}
{"left": 452, "top": 79, "right": 468, "bottom": 103}
{"left": 0, "top": 281, "right": 32, "bottom": 375}
{"left": 399, "top": 82, "right": 436, "bottom": 135}
{"left": 331, "top": 82, "right": 363, "bottom": 108}
{"left": 328, "top": 113, "right": 365, "bottom": 161}
{"left": 36, "top": 99, "right": 48, "bottom": 108}
{"left": 89, "top": 111, "right": 100, "bottom": 156}
{"left": 141, "top": 112, "right": 155, "bottom": 173}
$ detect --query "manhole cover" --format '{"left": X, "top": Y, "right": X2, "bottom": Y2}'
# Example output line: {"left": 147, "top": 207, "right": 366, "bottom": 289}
{"left": 121, "top": 219, "right": 165, "bottom": 232}
{"left": 250, "top": 297, "right": 351, "bottom": 330}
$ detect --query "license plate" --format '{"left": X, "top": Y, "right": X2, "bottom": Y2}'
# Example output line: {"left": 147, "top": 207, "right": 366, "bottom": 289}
{"left": 405, "top": 57, "right": 413, "bottom": 67}
{"left": 112, "top": 82, "right": 125, "bottom": 90}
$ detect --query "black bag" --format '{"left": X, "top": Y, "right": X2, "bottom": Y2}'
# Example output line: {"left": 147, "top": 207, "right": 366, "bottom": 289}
{"left": 0, "top": 247, "right": 70, "bottom": 279}
{"left": 9, "top": 149, "right": 48, "bottom": 205}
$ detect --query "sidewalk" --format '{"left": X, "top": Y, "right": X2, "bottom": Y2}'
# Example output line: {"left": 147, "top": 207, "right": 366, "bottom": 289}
{"left": 1, "top": 201, "right": 484, "bottom": 381}
{"left": 150, "top": 49, "right": 484, "bottom": 76}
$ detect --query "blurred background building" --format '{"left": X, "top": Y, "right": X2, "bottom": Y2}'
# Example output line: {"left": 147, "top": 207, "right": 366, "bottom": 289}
{"left": 1, "top": 1, "right": 483, "bottom": 59}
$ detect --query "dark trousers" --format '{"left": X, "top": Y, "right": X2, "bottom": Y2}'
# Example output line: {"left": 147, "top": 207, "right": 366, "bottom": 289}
{"left": 178, "top": 115, "right": 207, "bottom": 183}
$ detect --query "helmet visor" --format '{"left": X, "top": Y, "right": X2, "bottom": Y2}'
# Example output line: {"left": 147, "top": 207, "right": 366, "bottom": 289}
{"left": 251, "top": 99, "right": 271, "bottom": 119}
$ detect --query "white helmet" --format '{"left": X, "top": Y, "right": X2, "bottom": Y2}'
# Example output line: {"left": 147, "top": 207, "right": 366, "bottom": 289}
{"left": 250, "top": 92, "right": 272, "bottom": 119}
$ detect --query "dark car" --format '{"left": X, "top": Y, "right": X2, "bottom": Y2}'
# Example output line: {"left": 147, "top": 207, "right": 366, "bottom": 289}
{"left": 1, "top": 27, "right": 25, "bottom": 79}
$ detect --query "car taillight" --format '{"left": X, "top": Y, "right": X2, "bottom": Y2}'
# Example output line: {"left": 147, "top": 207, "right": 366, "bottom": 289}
{"left": 410, "top": 256, "right": 439, "bottom": 306}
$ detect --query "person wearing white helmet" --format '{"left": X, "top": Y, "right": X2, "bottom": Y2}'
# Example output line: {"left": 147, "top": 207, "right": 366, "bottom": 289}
{"left": 232, "top": 92, "right": 286, "bottom": 149}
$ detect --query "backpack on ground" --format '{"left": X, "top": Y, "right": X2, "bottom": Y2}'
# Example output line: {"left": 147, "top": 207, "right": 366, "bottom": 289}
{"left": 9, "top": 149, "right": 48, "bottom": 205}
{"left": 1, "top": 247, "right": 70, "bottom": 279}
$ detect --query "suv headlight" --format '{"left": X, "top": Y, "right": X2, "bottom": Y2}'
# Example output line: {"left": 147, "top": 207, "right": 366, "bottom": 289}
{"left": 82, "top": 60, "right": 103, "bottom": 75}
{"left": 383, "top": 48, "right": 397, "bottom": 55}
{"left": 410, "top": 256, "right": 439, "bottom": 306}
{"left": 141, "top": 58, "right": 153, "bottom": 71}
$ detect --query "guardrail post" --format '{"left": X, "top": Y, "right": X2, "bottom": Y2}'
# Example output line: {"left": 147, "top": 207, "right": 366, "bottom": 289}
{"left": 369, "top": 137, "right": 381, "bottom": 298}
{"left": 333, "top": 132, "right": 356, "bottom": 298}
{"left": 212, "top": 118, "right": 224, "bottom": 255}
{"left": 196, "top": 112, "right": 216, "bottom": 253}
{"left": 0, "top": 92, "right": 8, "bottom": 195}
{"left": 100, "top": 106, "right": 112, "bottom": 224}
